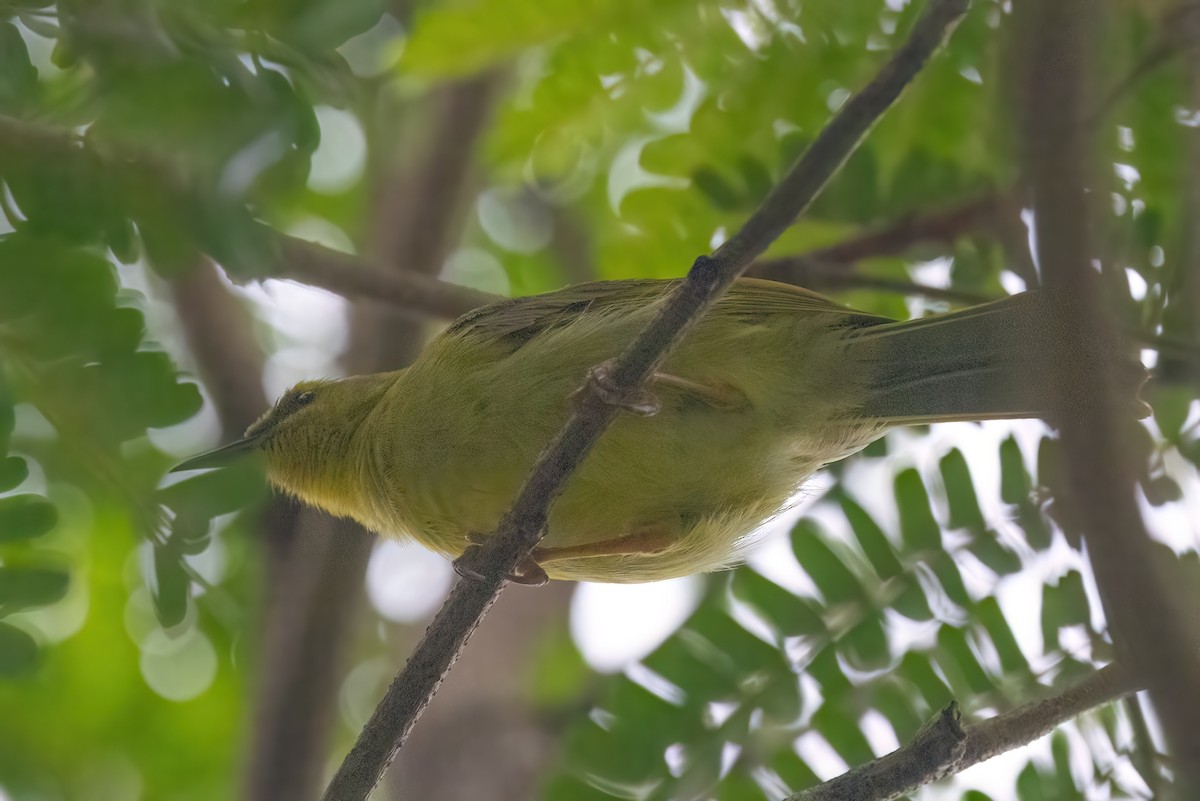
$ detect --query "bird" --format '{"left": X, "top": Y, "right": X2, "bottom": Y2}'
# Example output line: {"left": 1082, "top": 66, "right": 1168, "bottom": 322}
{"left": 172, "top": 278, "right": 1148, "bottom": 585}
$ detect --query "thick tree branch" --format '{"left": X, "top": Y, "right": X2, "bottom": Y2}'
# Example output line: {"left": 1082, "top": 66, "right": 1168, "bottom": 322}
{"left": 1022, "top": 0, "right": 1200, "bottom": 793}
{"left": 790, "top": 663, "right": 1140, "bottom": 801}
{"left": 274, "top": 234, "right": 499, "bottom": 321}
{"left": 170, "top": 258, "right": 271, "bottom": 439}
{"left": 319, "top": 2, "right": 971, "bottom": 799}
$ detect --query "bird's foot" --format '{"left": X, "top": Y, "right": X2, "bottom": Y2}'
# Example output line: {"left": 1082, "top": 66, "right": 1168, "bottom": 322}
{"left": 452, "top": 534, "right": 550, "bottom": 587}
{"left": 580, "top": 359, "right": 660, "bottom": 416}
{"left": 508, "top": 558, "right": 549, "bottom": 586}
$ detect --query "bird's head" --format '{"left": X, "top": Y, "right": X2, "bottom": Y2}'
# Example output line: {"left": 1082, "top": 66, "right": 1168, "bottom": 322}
{"left": 172, "top": 375, "right": 391, "bottom": 514}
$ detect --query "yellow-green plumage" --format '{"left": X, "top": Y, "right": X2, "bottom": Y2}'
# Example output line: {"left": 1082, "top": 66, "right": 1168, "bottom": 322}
{"left": 198, "top": 278, "right": 1144, "bottom": 583}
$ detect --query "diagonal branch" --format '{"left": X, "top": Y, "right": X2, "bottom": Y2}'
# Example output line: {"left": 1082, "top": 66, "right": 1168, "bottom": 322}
{"left": 790, "top": 663, "right": 1141, "bottom": 801}
{"left": 318, "top": 2, "right": 972, "bottom": 799}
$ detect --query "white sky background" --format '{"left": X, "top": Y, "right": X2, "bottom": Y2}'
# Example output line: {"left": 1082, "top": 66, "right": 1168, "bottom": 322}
{"left": 139, "top": 15, "right": 1200, "bottom": 800}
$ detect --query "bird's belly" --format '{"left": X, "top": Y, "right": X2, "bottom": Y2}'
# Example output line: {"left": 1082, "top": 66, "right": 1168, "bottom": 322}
{"left": 374, "top": 409, "right": 822, "bottom": 582}
{"left": 367, "top": 321, "right": 878, "bottom": 582}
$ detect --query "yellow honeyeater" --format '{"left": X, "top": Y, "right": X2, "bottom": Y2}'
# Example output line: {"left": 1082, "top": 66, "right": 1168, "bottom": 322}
{"left": 174, "top": 278, "right": 1147, "bottom": 584}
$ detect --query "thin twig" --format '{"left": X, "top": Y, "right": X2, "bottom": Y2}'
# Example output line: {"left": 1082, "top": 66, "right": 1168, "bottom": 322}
{"left": 790, "top": 663, "right": 1140, "bottom": 801}
{"left": 755, "top": 192, "right": 1003, "bottom": 269}
{"left": 1085, "top": 1, "right": 1200, "bottom": 128}
{"left": 748, "top": 194, "right": 1003, "bottom": 305}
{"left": 319, "top": 2, "right": 972, "bottom": 799}
{"left": 1022, "top": 0, "right": 1200, "bottom": 792}
{"left": 753, "top": 258, "right": 994, "bottom": 305}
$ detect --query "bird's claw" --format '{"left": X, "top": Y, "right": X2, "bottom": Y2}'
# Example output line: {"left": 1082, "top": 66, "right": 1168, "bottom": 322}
{"left": 581, "top": 359, "right": 661, "bottom": 416}
{"left": 509, "top": 559, "right": 549, "bottom": 586}
{"left": 452, "top": 535, "right": 550, "bottom": 587}
{"left": 452, "top": 544, "right": 490, "bottom": 582}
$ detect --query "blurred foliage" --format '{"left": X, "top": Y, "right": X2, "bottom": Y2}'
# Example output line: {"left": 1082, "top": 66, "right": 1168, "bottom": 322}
{"left": 0, "top": 0, "right": 1197, "bottom": 800}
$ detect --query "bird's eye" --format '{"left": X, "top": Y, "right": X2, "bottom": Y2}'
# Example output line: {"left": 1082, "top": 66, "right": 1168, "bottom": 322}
{"left": 277, "top": 390, "right": 316, "bottom": 417}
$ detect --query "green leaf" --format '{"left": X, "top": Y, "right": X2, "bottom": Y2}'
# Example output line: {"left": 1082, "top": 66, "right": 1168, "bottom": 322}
{"left": 896, "top": 652, "right": 952, "bottom": 710}
{"left": 1016, "top": 761, "right": 1046, "bottom": 801}
{"left": 271, "top": 0, "right": 385, "bottom": 51}
{"left": 1050, "top": 732, "right": 1076, "bottom": 795}
{"left": 791, "top": 520, "right": 864, "bottom": 606}
{"left": 403, "top": 0, "right": 696, "bottom": 77}
{"left": 840, "top": 615, "right": 890, "bottom": 671}
{"left": 0, "top": 22, "right": 37, "bottom": 112}
{"left": 561, "top": 716, "right": 664, "bottom": 787}
{"left": 807, "top": 648, "right": 852, "bottom": 696}
{"left": 603, "top": 675, "right": 692, "bottom": 748}
{"left": 714, "top": 769, "right": 770, "bottom": 801}
{"left": 892, "top": 579, "right": 933, "bottom": 622}
{"left": 812, "top": 702, "right": 875, "bottom": 767}
{"left": 968, "top": 532, "right": 1022, "bottom": 576}
{"left": 976, "top": 597, "right": 1029, "bottom": 676}
{"left": 939, "top": 448, "right": 985, "bottom": 530}
{"left": 936, "top": 625, "right": 992, "bottom": 694}
{"left": 0, "top": 621, "right": 38, "bottom": 676}
{"left": 769, "top": 751, "right": 820, "bottom": 797}
{"left": 0, "top": 565, "right": 69, "bottom": 611}
{"left": 927, "top": 552, "right": 972, "bottom": 609}
{"left": 1142, "top": 474, "right": 1182, "bottom": 506}
{"left": 894, "top": 469, "right": 941, "bottom": 551}
{"left": 81, "top": 351, "right": 203, "bottom": 437}
{"left": 0, "top": 494, "right": 57, "bottom": 542}
{"left": 693, "top": 167, "right": 743, "bottom": 212}
{"left": 541, "top": 772, "right": 621, "bottom": 801}
{"left": 757, "top": 672, "right": 802, "bottom": 724}
{"left": 1041, "top": 571, "right": 1091, "bottom": 650}
{"left": 151, "top": 542, "right": 189, "bottom": 629}
{"left": 999, "top": 435, "right": 1029, "bottom": 505}
{"left": 0, "top": 455, "right": 29, "bottom": 492}
{"left": 686, "top": 601, "right": 786, "bottom": 680}
{"left": 1153, "top": 386, "right": 1193, "bottom": 440}
{"left": 643, "top": 630, "right": 735, "bottom": 703}
{"left": 730, "top": 569, "right": 825, "bottom": 638}
{"left": 0, "top": 372, "right": 13, "bottom": 449}
{"left": 171, "top": 515, "right": 212, "bottom": 557}
{"left": 873, "top": 681, "right": 925, "bottom": 742}
{"left": 158, "top": 461, "right": 267, "bottom": 521}
{"left": 841, "top": 495, "right": 902, "bottom": 579}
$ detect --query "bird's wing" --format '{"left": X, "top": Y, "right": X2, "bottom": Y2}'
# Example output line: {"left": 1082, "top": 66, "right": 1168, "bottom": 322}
{"left": 444, "top": 279, "right": 667, "bottom": 345}
{"left": 445, "top": 277, "right": 891, "bottom": 346}
{"left": 715, "top": 277, "right": 892, "bottom": 323}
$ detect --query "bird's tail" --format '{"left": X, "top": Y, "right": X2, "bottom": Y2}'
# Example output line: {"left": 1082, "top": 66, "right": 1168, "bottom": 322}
{"left": 845, "top": 292, "right": 1149, "bottom": 424}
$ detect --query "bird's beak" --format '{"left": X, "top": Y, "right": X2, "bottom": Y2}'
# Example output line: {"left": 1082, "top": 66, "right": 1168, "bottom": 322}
{"left": 170, "top": 436, "right": 262, "bottom": 472}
